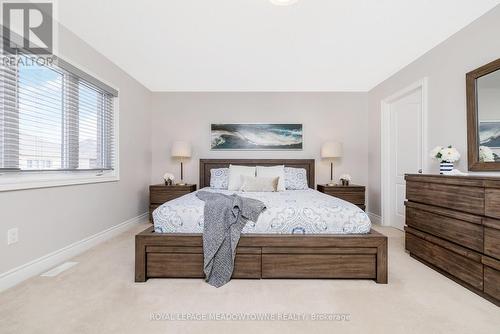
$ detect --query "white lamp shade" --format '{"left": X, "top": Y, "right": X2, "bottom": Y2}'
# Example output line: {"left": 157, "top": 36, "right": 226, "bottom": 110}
{"left": 321, "top": 142, "right": 343, "bottom": 158}
{"left": 171, "top": 141, "right": 192, "bottom": 158}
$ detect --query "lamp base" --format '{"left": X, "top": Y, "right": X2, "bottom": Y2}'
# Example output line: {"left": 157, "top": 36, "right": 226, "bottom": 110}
{"left": 176, "top": 182, "right": 187, "bottom": 186}
{"left": 327, "top": 182, "right": 336, "bottom": 186}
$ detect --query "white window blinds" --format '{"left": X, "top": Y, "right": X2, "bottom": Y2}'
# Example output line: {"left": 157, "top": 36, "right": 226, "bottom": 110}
{"left": 0, "top": 55, "right": 117, "bottom": 172}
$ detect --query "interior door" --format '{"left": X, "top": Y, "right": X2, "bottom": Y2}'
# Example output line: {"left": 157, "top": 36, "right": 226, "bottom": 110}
{"left": 389, "top": 88, "right": 423, "bottom": 230}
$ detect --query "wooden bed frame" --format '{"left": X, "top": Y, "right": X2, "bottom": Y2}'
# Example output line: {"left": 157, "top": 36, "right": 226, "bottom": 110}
{"left": 135, "top": 159, "right": 388, "bottom": 284}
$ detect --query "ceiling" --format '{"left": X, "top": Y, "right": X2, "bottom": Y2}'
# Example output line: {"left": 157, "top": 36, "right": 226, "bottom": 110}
{"left": 58, "top": 0, "right": 500, "bottom": 92}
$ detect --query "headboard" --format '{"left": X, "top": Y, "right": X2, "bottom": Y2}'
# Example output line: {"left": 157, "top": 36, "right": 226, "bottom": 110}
{"left": 199, "top": 159, "right": 315, "bottom": 189}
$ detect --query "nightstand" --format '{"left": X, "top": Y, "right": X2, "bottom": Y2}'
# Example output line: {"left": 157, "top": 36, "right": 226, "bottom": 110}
{"left": 317, "top": 184, "right": 366, "bottom": 211}
{"left": 149, "top": 184, "right": 197, "bottom": 221}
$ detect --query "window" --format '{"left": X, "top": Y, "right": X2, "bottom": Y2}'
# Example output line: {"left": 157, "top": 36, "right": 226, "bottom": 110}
{"left": 0, "top": 53, "right": 118, "bottom": 190}
{"left": 18, "top": 60, "right": 64, "bottom": 170}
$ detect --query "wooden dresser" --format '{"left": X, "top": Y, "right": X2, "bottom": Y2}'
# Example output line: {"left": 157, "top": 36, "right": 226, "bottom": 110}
{"left": 405, "top": 174, "right": 500, "bottom": 306}
{"left": 317, "top": 184, "right": 366, "bottom": 210}
{"left": 149, "top": 184, "right": 197, "bottom": 221}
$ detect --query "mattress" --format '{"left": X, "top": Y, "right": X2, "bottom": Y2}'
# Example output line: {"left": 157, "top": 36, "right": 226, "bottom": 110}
{"left": 153, "top": 188, "right": 371, "bottom": 235}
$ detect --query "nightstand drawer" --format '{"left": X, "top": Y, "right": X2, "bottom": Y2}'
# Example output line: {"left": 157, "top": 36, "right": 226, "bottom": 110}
{"left": 150, "top": 190, "right": 190, "bottom": 204}
{"left": 317, "top": 184, "right": 366, "bottom": 209}
{"left": 325, "top": 191, "right": 364, "bottom": 205}
{"left": 149, "top": 205, "right": 161, "bottom": 220}
{"left": 149, "top": 184, "right": 197, "bottom": 223}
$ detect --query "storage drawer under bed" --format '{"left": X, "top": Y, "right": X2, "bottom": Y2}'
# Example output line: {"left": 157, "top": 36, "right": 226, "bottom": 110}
{"left": 261, "top": 254, "right": 376, "bottom": 278}
{"left": 146, "top": 247, "right": 262, "bottom": 279}
{"left": 144, "top": 245, "right": 380, "bottom": 280}
{"left": 261, "top": 247, "right": 377, "bottom": 279}
{"left": 135, "top": 226, "right": 388, "bottom": 284}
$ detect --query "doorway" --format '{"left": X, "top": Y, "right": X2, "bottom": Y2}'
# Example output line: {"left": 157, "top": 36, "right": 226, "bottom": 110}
{"left": 381, "top": 79, "right": 428, "bottom": 230}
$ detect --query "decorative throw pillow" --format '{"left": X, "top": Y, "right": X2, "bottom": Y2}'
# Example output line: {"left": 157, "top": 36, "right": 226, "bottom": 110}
{"left": 227, "top": 165, "right": 256, "bottom": 191}
{"left": 240, "top": 175, "right": 278, "bottom": 192}
{"left": 284, "top": 167, "right": 309, "bottom": 190}
{"left": 210, "top": 168, "right": 229, "bottom": 189}
{"left": 255, "top": 165, "right": 285, "bottom": 191}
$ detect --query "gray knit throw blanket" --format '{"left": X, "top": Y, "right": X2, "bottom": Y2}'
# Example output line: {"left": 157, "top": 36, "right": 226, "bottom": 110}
{"left": 196, "top": 191, "right": 266, "bottom": 287}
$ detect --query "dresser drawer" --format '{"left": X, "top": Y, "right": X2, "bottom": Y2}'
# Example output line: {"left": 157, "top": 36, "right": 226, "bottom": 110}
{"left": 405, "top": 205, "right": 483, "bottom": 252}
{"left": 261, "top": 254, "right": 376, "bottom": 279}
{"left": 484, "top": 220, "right": 500, "bottom": 260}
{"left": 405, "top": 232, "right": 483, "bottom": 290}
{"left": 150, "top": 190, "right": 190, "bottom": 204}
{"left": 484, "top": 266, "right": 500, "bottom": 302}
{"left": 485, "top": 188, "right": 500, "bottom": 219}
{"left": 406, "top": 181, "right": 484, "bottom": 215}
{"left": 483, "top": 256, "right": 500, "bottom": 302}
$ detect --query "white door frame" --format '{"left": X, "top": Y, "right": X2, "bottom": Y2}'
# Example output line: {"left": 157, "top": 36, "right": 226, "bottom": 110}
{"left": 380, "top": 78, "right": 428, "bottom": 227}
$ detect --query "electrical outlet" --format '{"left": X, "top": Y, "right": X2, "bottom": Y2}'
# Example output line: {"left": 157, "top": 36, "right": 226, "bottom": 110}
{"left": 7, "top": 228, "right": 18, "bottom": 245}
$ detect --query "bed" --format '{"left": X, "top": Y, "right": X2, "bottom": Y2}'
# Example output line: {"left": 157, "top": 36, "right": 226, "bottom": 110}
{"left": 135, "top": 159, "right": 387, "bottom": 284}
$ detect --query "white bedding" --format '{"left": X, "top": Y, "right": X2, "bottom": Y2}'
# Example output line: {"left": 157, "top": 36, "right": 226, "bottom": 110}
{"left": 153, "top": 188, "right": 371, "bottom": 235}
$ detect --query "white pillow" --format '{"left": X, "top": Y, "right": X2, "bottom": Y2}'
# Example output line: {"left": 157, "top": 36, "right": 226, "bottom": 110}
{"left": 256, "top": 165, "right": 285, "bottom": 191}
{"left": 284, "top": 167, "right": 309, "bottom": 190}
{"left": 210, "top": 168, "right": 229, "bottom": 189}
{"left": 228, "top": 165, "right": 256, "bottom": 191}
{"left": 240, "top": 175, "right": 278, "bottom": 192}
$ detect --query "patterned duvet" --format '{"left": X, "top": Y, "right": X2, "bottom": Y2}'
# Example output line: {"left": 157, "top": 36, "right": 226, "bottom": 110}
{"left": 153, "top": 188, "right": 371, "bottom": 235}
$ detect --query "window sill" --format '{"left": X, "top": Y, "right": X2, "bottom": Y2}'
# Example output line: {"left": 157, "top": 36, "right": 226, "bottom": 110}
{"left": 0, "top": 172, "right": 119, "bottom": 192}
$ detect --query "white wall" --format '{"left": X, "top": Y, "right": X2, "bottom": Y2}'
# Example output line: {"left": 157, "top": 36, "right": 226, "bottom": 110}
{"left": 367, "top": 5, "right": 500, "bottom": 216}
{"left": 0, "top": 25, "right": 152, "bottom": 274}
{"left": 151, "top": 92, "right": 368, "bottom": 189}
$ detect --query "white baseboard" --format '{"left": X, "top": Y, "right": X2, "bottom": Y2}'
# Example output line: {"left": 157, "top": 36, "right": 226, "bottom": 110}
{"left": 367, "top": 212, "right": 382, "bottom": 225}
{"left": 0, "top": 212, "right": 148, "bottom": 293}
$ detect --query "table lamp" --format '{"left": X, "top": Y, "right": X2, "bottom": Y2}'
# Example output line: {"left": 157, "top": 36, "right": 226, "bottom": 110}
{"left": 321, "top": 142, "right": 343, "bottom": 186}
{"left": 171, "top": 141, "right": 192, "bottom": 185}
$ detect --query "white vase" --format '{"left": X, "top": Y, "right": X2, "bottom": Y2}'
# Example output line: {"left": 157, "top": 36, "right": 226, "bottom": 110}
{"left": 440, "top": 162, "right": 454, "bottom": 174}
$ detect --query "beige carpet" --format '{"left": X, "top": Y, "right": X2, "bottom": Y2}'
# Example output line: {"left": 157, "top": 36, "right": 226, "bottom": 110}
{"left": 1, "top": 223, "right": 499, "bottom": 334}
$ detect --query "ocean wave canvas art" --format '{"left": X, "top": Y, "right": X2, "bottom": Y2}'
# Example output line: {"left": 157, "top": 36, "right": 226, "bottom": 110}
{"left": 480, "top": 121, "right": 500, "bottom": 148}
{"left": 479, "top": 121, "right": 500, "bottom": 161}
{"left": 211, "top": 124, "right": 303, "bottom": 150}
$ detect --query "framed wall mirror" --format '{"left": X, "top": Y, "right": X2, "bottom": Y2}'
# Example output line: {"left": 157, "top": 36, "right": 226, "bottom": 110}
{"left": 467, "top": 58, "right": 500, "bottom": 171}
